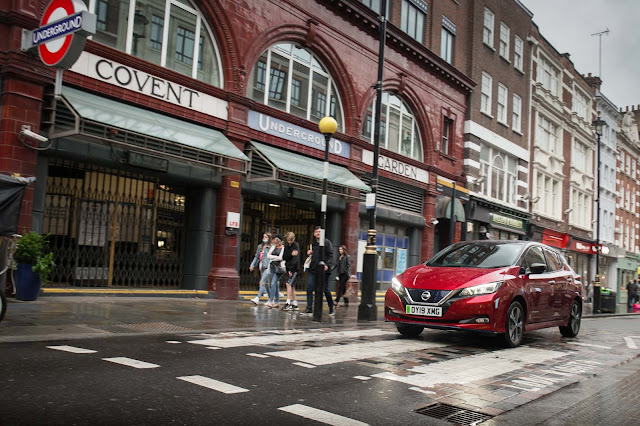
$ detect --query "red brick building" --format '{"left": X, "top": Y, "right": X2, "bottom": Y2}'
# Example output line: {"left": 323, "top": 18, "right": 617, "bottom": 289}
{"left": 1, "top": 0, "right": 473, "bottom": 296}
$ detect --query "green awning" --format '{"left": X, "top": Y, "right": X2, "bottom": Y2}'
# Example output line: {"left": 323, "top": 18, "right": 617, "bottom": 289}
{"left": 52, "top": 86, "right": 248, "bottom": 173}
{"left": 247, "top": 142, "right": 370, "bottom": 198}
{"left": 435, "top": 195, "right": 465, "bottom": 222}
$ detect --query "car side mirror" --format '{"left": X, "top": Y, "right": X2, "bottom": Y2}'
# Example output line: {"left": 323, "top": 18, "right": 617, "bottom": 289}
{"left": 519, "top": 266, "right": 526, "bottom": 275}
{"left": 529, "top": 263, "right": 546, "bottom": 275}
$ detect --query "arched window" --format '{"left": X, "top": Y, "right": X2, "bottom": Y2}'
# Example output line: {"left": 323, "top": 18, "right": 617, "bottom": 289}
{"left": 361, "top": 93, "right": 423, "bottom": 161}
{"left": 248, "top": 43, "right": 344, "bottom": 132}
{"left": 83, "top": 0, "right": 222, "bottom": 86}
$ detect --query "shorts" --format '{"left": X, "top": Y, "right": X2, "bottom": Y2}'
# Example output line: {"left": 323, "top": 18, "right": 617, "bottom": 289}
{"left": 286, "top": 271, "right": 298, "bottom": 285}
{"left": 260, "top": 269, "right": 271, "bottom": 285}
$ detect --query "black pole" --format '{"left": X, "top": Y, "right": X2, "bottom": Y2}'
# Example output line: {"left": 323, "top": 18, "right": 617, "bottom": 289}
{"left": 449, "top": 182, "right": 456, "bottom": 245}
{"left": 314, "top": 132, "right": 331, "bottom": 322}
{"left": 359, "top": 0, "right": 387, "bottom": 321}
{"left": 595, "top": 131, "right": 601, "bottom": 278}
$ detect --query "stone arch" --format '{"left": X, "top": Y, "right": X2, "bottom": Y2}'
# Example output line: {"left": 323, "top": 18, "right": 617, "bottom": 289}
{"left": 241, "top": 23, "right": 357, "bottom": 135}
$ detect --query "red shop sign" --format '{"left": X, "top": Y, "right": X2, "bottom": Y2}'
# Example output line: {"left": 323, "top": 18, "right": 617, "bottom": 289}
{"left": 569, "top": 240, "right": 596, "bottom": 254}
{"left": 542, "top": 230, "right": 569, "bottom": 249}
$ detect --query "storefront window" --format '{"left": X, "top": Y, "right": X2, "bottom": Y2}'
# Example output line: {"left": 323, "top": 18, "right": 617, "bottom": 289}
{"left": 358, "top": 226, "right": 409, "bottom": 289}
{"left": 248, "top": 43, "right": 344, "bottom": 132}
{"left": 82, "top": 0, "right": 222, "bottom": 87}
{"left": 361, "top": 93, "right": 423, "bottom": 162}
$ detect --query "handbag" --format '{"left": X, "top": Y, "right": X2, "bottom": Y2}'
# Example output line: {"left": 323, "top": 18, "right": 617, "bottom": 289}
{"left": 303, "top": 256, "right": 312, "bottom": 272}
{"left": 275, "top": 259, "right": 287, "bottom": 275}
{"left": 344, "top": 283, "right": 355, "bottom": 299}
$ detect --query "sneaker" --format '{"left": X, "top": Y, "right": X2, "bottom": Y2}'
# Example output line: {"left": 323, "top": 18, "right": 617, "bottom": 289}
{"left": 251, "top": 297, "right": 259, "bottom": 305}
{"left": 279, "top": 292, "right": 285, "bottom": 298}
{"left": 282, "top": 303, "right": 292, "bottom": 311}
{"left": 329, "top": 306, "right": 335, "bottom": 316}
{"left": 303, "top": 308, "right": 312, "bottom": 314}
{"left": 292, "top": 304, "right": 300, "bottom": 311}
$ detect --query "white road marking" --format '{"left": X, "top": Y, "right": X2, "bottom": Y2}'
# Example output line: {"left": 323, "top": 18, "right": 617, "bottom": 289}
{"left": 265, "top": 340, "right": 446, "bottom": 366}
{"left": 103, "top": 357, "right": 160, "bottom": 369}
{"left": 372, "top": 347, "right": 568, "bottom": 388}
{"left": 188, "top": 329, "right": 396, "bottom": 348}
{"left": 624, "top": 336, "right": 639, "bottom": 349}
{"left": 566, "top": 342, "right": 612, "bottom": 349}
{"left": 206, "top": 347, "right": 222, "bottom": 350}
{"left": 177, "top": 375, "right": 249, "bottom": 394}
{"left": 292, "top": 362, "right": 317, "bottom": 369}
{"left": 166, "top": 340, "right": 181, "bottom": 344}
{"left": 354, "top": 376, "right": 371, "bottom": 381}
{"left": 409, "top": 387, "right": 436, "bottom": 395}
{"left": 47, "top": 345, "right": 97, "bottom": 354}
{"left": 247, "top": 353, "right": 270, "bottom": 358}
{"left": 279, "top": 404, "right": 369, "bottom": 426}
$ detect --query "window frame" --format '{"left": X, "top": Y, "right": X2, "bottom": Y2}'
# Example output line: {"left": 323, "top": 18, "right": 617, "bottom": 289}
{"left": 441, "top": 26, "right": 455, "bottom": 64}
{"left": 401, "top": 0, "right": 426, "bottom": 43}
{"left": 483, "top": 7, "right": 494, "bottom": 47}
{"left": 514, "top": 35, "right": 523, "bottom": 71}
{"left": 481, "top": 72, "right": 493, "bottom": 115}
{"left": 499, "top": 22, "right": 510, "bottom": 59}
{"left": 512, "top": 94, "right": 522, "bottom": 132}
{"left": 497, "top": 83, "right": 508, "bottom": 124}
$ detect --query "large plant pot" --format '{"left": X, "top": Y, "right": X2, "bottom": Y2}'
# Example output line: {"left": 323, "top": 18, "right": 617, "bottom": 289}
{"left": 14, "top": 263, "right": 42, "bottom": 301}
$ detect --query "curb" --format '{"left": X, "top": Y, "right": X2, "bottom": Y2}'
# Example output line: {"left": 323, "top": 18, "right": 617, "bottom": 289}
{"left": 40, "top": 288, "right": 216, "bottom": 298}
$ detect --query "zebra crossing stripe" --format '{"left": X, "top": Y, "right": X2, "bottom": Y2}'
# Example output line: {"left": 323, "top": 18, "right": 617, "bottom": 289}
{"left": 102, "top": 357, "right": 160, "bottom": 369}
{"left": 279, "top": 404, "right": 369, "bottom": 426}
{"left": 292, "top": 362, "right": 316, "bottom": 369}
{"left": 177, "top": 375, "right": 249, "bottom": 394}
{"left": 47, "top": 345, "right": 97, "bottom": 354}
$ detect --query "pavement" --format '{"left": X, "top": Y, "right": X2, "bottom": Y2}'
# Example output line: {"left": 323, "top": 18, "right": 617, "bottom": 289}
{"left": 0, "top": 290, "right": 637, "bottom": 344}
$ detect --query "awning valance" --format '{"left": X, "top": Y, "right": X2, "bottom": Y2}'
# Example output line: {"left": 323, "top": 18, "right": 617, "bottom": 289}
{"left": 246, "top": 142, "right": 370, "bottom": 199}
{"left": 48, "top": 87, "right": 248, "bottom": 174}
{"left": 435, "top": 195, "right": 465, "bottom": 222}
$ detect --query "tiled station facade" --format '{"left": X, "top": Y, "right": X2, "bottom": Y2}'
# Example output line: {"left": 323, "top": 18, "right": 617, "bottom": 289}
{"left": 1, "top": 0, "right": 473, "bottom": 297}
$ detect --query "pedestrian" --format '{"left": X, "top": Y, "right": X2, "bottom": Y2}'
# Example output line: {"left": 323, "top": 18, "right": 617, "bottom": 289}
{"left": 266, "top": 234, "right": 286, "bottom": 308}
{"left": 282, "top": 231, "right": 300, "bottom": 311}
{"left": 249, "top": 232, "right": 272, "bottom": 305}
{"left": 304, "top": 226, "right": 335, "bottom": 315}
{"left": 334, "top": 245, "right": 352, "bottom": 308}
{"left": 628, "top": 279, "right": 640, "bottom": 313}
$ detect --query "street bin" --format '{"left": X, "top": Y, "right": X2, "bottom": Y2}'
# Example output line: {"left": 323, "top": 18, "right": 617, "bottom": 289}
{"left": 593, "top": 286, "right": 616, "bottom": 314}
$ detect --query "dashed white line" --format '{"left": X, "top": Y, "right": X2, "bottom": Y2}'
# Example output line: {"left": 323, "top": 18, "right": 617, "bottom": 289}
{"left": 566, "top": 342, "right": 612, "bottom": 350}
{"left": 102, "top": 357, "right": 160, "bottom": 369}
{"left": 47, "top": 345, "right": 97, "bottom": 354}
{"left": 409, "top": 387, "right": 436, "bottom": 395}
{"left": 279, "top": 404, "right": 369, "bottom": 426}
{"left": 177, "top": 375, "right": 249, "bottom": 394}
{"left": 293, "top": 362, "right": 317, "bottom": 369}
{"left": 247, "top": 353, "right": 270, "bottom": 358}
{"left": 624, "top": 336, "right": 638, "bottom": 349}
{"left": 166, "top": 340, "right": 181, "bottom": 344}
{"left": 206, "top": 347, "right": 222, "bottom": 350}
{"left": 353, "top": 376, "right": 371, "bottom": 381}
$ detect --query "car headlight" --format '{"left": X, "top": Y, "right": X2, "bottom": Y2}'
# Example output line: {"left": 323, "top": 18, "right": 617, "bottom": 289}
{"left": 391, "top": 277, "right": 407, "bottom": 297}
{"left": 458, "top": 281, "right": 503, "bottom": 297}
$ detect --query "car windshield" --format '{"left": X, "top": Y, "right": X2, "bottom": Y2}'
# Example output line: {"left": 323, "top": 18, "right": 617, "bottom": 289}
{"left": 427, "top": 242, "right": 525, "bottom": 268}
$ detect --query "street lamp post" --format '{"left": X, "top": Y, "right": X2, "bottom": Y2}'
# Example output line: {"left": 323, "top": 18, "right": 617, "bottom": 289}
{"left": 592, "top": 117, "right": 605, "bottom": 278}
{"left": 317, "top": 116, "right": 337, "bottom": 322}
{"left": 359, "top": 0, "right": 387, "bottom": 321}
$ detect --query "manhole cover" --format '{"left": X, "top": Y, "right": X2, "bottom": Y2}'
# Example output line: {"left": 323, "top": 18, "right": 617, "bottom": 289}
{"left": 415, "top": 403, "right": 492, "bottom": 425}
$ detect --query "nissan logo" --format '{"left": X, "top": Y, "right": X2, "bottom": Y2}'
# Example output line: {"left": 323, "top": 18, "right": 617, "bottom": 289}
{"left": 421, "top": 291, "right": 431, "bottom": 301}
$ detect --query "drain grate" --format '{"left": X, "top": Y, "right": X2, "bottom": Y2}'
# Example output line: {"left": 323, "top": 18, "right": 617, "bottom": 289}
{"left": 415, "top": 403, "right": 492, "bottom": 425}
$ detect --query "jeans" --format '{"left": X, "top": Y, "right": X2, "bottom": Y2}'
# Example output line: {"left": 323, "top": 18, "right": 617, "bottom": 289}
{"left": 306, "top": 270, "right": 333, "bottom": 311}
{"left": 256, "top": 269, "right": 270, "bottom": 299}
{"left": 269, "top": 272, "right": 283, "bottom": 303}
{"left": 335, "top": 273, "right": 349, "bottom": 304}
{"left": 628, "top": 294, "right": 638, "bottom": 312}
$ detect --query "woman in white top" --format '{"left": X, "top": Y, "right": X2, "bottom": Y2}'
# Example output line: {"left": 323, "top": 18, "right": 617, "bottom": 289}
{"left": 266, "top": 234, "right": 286, "bottom": 308}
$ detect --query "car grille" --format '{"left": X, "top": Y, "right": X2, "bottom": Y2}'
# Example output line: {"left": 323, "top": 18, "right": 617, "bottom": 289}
{"left": 406, "top": 289, "right": 451, "bottom": 304}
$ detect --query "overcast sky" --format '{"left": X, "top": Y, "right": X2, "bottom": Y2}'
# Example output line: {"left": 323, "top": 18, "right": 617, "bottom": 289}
{"left": 520, "top": 0, "right": 640, "bottom": 111}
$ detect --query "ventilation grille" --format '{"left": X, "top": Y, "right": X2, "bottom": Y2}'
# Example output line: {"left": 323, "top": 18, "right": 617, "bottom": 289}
{"left": 361, "top": 175, "right": 424, "bottom": 215}
{"left": 415, "top": 403, "right": 492, "bottom": 425}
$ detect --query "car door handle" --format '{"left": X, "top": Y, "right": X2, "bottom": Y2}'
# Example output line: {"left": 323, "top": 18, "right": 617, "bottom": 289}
{"left": 548, "top": 280, "right": 556, "bottom": 284}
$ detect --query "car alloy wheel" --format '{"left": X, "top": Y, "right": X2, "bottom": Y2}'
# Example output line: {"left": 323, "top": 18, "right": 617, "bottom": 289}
{"left": 504, "top": 301, "right": 524, "bottom": 348}
{"left": 560, "top": 300, "right": 581, "bottom": 338}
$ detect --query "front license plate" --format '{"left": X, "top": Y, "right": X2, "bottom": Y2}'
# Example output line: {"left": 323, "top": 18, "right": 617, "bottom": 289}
{"left": 406, "top": 305, "right": 442, "bottom": 317}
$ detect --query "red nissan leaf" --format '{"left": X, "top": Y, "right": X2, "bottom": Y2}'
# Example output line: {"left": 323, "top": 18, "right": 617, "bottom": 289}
{"left": 385, "top": 241, "right": 582, "bottom": 347}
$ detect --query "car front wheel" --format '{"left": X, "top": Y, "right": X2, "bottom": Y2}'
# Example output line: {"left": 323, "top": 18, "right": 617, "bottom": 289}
{"left": 503, "top": 301, "right": 524, "bottom": 348}
{"left": 396, "top": 323, "right": 424, "bottom": 338}
{"left": 559, "top": 300, "right": 581, "bottom": 337}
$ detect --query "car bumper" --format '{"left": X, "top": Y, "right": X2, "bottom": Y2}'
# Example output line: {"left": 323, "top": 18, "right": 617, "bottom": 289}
{"left": 384, "top": 288, "right": 507, "bottom": 334}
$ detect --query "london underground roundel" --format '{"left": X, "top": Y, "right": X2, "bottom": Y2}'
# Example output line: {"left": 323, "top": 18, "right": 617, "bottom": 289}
{"left": 38, "top": 0, "right": 89, "bottom": 68}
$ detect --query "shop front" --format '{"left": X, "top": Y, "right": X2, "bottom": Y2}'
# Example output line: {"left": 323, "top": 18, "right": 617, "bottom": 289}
{"left": 617, "top": 254, "right": 639, "bottom": 306}
{"left": 466, "top": 197, "right": 529, "bottom": 242}
{"left": 566, "top": 238, "right": 595, "bottom": 300}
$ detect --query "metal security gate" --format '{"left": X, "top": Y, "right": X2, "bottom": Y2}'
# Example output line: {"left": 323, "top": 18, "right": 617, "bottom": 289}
{"left": 239, "top": 199, "right": 317, "bottom": 291}
{"left": 43, "top": 159, "right": 185, "bottom": 287}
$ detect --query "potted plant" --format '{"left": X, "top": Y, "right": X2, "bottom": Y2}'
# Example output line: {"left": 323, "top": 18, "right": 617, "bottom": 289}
{"left": 13, "top": 231, "right": 55, "bottom": 301}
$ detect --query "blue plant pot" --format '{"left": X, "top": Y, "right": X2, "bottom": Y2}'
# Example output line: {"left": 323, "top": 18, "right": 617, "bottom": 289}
{"left": 14, "top": 263, "right": 42, "bottom": 301}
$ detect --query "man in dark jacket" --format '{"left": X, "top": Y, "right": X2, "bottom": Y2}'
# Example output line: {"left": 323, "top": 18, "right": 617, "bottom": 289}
{"left": 282, "top": 231, "right": 300, "bottom": 311}
{"left": 627, "top": 280, "right": 640, "bottom": 312}
{"left": 304, "top": 226, "right": 335, "bottom": 315}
